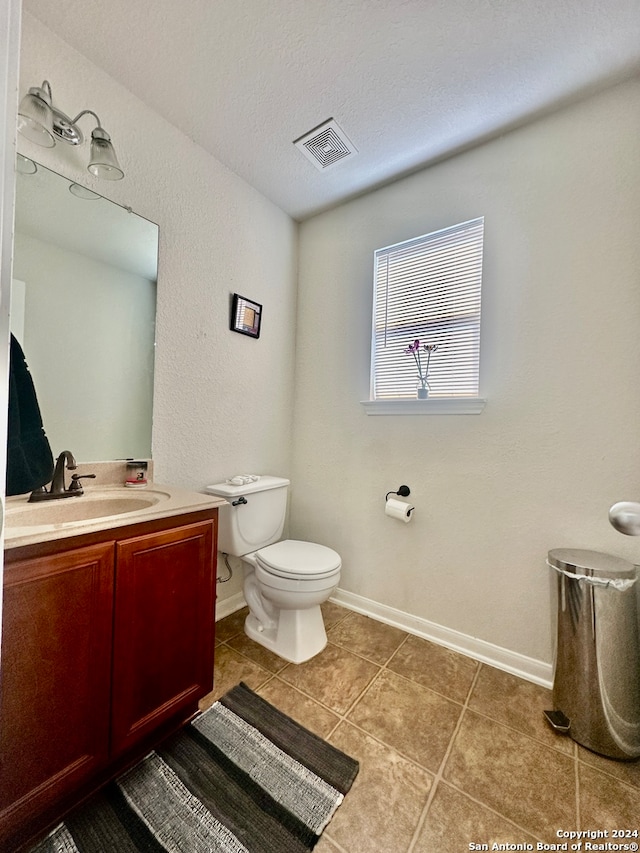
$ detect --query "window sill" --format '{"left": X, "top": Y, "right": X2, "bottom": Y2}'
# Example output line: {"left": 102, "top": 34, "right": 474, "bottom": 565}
{"left": 360, "top": 398, "right": 487, "bottom": 416}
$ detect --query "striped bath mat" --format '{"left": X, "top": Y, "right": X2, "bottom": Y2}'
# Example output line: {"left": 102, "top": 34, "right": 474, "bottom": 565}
{"left": 30, "top": 682, "right": 359, "bottom": 853}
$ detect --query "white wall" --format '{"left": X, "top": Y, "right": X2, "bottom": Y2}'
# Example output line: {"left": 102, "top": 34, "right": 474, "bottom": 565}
{"left": 18, "top": 13, "right": 298, "bottom": 604}
{"left": 293, "top": 75, "right": 640, "bottom": 666}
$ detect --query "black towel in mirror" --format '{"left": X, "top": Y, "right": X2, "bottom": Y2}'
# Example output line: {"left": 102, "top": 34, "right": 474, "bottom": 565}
{"left": 6, "top": 334, "right": 54, "bottom": 496}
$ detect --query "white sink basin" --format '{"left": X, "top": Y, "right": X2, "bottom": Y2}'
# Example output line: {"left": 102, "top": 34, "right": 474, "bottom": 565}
{"left": 3, "top": 482, "right": 225, "bottom": 550}
{"left": 5, "top": 491, "right": 168, "bottom": 527}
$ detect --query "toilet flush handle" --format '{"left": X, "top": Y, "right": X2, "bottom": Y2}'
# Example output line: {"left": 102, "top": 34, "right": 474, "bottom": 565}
{"left": 232, "top": 496, "right": 248, "bottom": 506}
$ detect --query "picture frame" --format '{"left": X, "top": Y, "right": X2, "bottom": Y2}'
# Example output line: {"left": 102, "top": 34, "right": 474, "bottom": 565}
{"left": 230, "top": 293, "right": 262, "bottom": 339}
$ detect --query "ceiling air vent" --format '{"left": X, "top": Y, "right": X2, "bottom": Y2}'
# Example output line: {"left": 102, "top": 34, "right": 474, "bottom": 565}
{"left": 293, "top": 118, "right": 358, "bottom": 171}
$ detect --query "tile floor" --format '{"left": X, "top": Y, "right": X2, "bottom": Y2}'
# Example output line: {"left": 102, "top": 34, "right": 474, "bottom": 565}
{"left": 201, "top": 603, "right": 640, "bottom": 853}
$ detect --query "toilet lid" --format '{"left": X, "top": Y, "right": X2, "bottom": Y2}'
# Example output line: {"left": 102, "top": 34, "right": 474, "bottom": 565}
{"left": 256, "top": 540, "right": 341, "bottom": 578}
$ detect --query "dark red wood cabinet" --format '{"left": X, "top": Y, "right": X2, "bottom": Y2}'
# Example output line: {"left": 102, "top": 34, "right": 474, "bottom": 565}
{"left": 0, "top": 510, "right": 217, "bottom": 852}
{"left": 0, "top": 542, "right": 114, "bottom": 840}
{"left": 111, "top": 521, "right": 215, "bottom": 755}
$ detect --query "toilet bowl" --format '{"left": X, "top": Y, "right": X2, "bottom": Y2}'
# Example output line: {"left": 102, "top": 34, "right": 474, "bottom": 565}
{"left": 242, "top": 540, "right": 341, "bottom": 662}
{"left": 205, "top": 477, "right": 342, "bottom": 663}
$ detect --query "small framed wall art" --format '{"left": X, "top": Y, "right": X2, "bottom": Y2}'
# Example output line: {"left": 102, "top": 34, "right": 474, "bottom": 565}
{"left": 230, "top": 293, "right": 262, "bottom": 339}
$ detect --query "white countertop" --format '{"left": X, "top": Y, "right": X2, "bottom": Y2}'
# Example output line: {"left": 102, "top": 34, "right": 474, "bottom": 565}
{"left": 4, "top": 483, "right": 227, "bottom": 550}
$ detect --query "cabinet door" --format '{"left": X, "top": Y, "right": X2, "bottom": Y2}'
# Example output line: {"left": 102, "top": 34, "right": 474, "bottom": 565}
{"left": 0, "top": 542, "right": 114, "bottom": 838}
{"left": 111, "top": 520, "right": 216, "bottom": 756}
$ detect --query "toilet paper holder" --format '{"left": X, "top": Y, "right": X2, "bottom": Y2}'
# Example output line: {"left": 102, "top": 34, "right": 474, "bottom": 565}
{"left": 385, "top": 484, "right": 411, "bottom": 503}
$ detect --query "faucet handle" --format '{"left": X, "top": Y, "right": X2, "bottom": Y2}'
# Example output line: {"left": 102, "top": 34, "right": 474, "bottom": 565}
{"left": 69, "top": 473, "right": 96, "bottom": 493}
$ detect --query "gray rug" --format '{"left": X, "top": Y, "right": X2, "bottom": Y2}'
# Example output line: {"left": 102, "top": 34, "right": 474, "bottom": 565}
{"left": 30, "top": 682, "right": 359, "bottom": 853}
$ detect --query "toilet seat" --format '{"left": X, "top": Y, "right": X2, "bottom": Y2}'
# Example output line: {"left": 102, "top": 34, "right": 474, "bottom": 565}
{"left": 256, "top": 539, "right": 341, "bottom": 579}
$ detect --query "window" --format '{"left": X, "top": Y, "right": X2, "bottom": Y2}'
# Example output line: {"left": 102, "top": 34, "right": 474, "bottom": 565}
{"left": 364, "top": 217, "right": 485, "bottom": 415}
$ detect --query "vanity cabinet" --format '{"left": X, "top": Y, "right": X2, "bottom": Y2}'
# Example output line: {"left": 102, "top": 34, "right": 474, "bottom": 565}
{"left": 0, "top": 510, "right": 217, "bottom": 852}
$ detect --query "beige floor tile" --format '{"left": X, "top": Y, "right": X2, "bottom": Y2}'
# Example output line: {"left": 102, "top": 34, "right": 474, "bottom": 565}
{"left": 578, "top": 745, "right": 640, "bottom": 790}
{"left": 469, "top": 664, "right": 574, "bottom": 755}
{"left": 206, "top": 603, "right": 627, "bottom": 850}
{"left": 322, "top": 600, "right": 350, "bottom": 630}
{"left": 314, "top": 835, "right": 344, "bottom": 853}
{"left": 387, "top": 634, "right": 479, "bottom": 703}
{"left": 327, "top": 611, "right": 407, "bottom": 665}
{"left": 200, "top": 644, "right": 271, "bottom": 709}
{"left": 279, "top": 642, "right": 380, "bottom": 715}
{"left": 215, "top": 607, "right": 248, "bottom": 642}
{"left": 413, "top": 781, "right": 538, "bottom": 853}
{"left": 443, "top": 709, "right": 576, "bottom": 838}
{"left": 327, "top": 721, "right": 433, "bottom": 853}
{"left": 347, "top": 669, "right": 462, "bottom": 773}
{"left": 256, "top": 677, "right": 341, "bottom": 739}
{"left": 226, "top": 632, "right": 289, "bottom": 673}
{"left": 579, "top": 763, "right": 640, "bottom": 828}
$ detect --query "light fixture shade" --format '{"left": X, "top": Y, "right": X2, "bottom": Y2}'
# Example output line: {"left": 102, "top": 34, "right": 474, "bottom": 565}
{"left": 16, "top": 154, "right": 38, "bottom": 175}
{"left": 17, "top": 87, "right": 55, "bottom": 147}
{"left": 69, "top": 183, "right": 101, "bottom": 200}
{"left": 18, "top": 81, "right": 126, "bottom": 181}
{"left": 88, "top": 128, "right": 124, "bottom": 180}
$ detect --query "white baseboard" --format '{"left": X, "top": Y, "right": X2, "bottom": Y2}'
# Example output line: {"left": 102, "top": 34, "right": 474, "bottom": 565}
{"left": 331, "top": 588, "right": 553, "bottom": 689}
{"left": 215, "top": 591, "right": 246, "bottom": 621}
{"left": 215, "top": 585, "right": 553, "bottom": 688}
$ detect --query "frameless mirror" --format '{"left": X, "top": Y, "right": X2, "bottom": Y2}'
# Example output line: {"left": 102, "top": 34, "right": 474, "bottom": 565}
{"left": 12, "top": 159, "right": 157, "bottom": 461}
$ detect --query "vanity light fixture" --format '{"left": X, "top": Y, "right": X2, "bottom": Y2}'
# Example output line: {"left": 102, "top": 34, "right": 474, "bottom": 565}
{"left": 17, "top": 80, "right": 124, "bottom": 181}
{"left": 68, "top": 183, "right": 101, "bottom": 200}
{"left": 16, "top": 154, "right": 37, "bottom": 175}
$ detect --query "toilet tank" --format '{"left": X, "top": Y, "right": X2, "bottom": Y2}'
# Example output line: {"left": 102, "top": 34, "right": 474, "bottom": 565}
{"left": 205, "top": 476, "right": 290, "bottom": 556}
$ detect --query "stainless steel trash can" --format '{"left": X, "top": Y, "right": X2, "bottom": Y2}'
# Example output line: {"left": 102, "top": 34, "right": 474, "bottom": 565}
{"left": 546, "top": 548, "right": 640, "bottom": 760}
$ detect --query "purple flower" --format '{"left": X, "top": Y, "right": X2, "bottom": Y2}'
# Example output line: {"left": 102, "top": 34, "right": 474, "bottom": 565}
{"left": 404, "top": 340, "right": 438, "bottom": 388}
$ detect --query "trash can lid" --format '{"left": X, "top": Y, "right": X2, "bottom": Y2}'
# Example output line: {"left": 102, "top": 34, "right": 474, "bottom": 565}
{"left": 548, "top": 548, "right": 637, "bottom": 579}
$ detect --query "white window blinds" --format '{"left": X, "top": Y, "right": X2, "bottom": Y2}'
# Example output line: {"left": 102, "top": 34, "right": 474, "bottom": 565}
{"left": 371, "top": 217, "right": 484, "bottom": 400}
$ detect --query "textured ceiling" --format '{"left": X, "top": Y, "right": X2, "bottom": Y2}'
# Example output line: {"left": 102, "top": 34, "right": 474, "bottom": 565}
{"left": 23, "top": 0, "right": 640, "bottom": 220}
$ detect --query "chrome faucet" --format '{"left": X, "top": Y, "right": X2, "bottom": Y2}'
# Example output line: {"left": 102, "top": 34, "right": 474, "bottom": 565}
{"left": 28, "top": 450, "right": 95, "bottom": 502}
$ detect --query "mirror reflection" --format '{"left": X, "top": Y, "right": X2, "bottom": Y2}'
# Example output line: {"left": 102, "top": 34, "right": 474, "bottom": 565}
{"left": 12, "top": 160, "right": 157, "bottom": 461}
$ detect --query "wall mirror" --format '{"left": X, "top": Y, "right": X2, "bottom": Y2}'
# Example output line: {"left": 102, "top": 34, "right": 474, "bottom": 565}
{"left": 12, "top": 159, "right": 158, "bottom": 462}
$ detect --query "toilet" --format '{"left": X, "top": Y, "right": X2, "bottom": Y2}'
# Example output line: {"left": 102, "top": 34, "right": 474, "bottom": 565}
{"left": 205, "top": 476, "right": 341, "bottom": 663}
